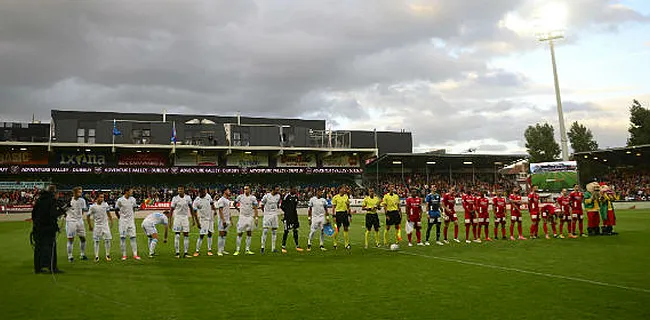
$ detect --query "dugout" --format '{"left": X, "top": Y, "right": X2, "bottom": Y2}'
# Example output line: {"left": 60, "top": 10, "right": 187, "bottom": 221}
{"left": 575, "top": 144, "right": 650, "bottom": 183}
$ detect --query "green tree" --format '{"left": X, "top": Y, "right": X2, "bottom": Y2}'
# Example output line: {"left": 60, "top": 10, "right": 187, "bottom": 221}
{"left": 628, "top": 99, "right": 650, "bottom": 146}
{"left": 567, "top": 121, "right": 598, "bottom": 153}
{"left": 524, "top": 123, "right": 561, "bottom": 163}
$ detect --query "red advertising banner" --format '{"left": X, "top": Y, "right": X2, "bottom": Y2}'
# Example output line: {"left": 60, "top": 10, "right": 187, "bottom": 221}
{"left": 1, "top": 204, "right": 34, "bottom": 212}
{"left": 0, "top": 166, "right": 364, "bottom": 175}
{"left": 118, "top": 153, "right": 168, "bottom": 167}
{"left": 0, "top": 151, "right": 48, "bottom": 165}
{"left": 140, "top": 202, "right": 171, "bottom": 210}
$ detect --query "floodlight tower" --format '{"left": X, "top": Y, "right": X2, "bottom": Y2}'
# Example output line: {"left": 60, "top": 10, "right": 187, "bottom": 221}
{"left": 538, "top": 30, "right": 569, "bottom": 161}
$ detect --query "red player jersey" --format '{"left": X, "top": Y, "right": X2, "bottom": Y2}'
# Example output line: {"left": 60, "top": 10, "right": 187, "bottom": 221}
{"left": 558, "top": 195, "right": 571, "bottom": 213}
{"left": 509, "top": 194, "right": 522, "bottom": 213}
{"left": 493, "top": 197, "right": 507, "bottom": 215}
{"left": 442, "top": 193, "right": 456, "bottom": 213}
{"left": 462, "top": 194, "right": 475, "bottom": 212}
{"left": 569, "top": 191, "right": 584, "bottom": 213}
{"left": 477, "top": 196, "right": 490, "bottom": 215}
{"left": 406, "top": 197, "right": 422, "bottom": 218}
{"left": 528, "top": 192, "right": 540, "bottom": 213}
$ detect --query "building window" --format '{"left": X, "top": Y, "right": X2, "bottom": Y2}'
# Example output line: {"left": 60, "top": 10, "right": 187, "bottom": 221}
{"left": 143, "top": 129, "right": 151, "bottom": 137}
{"left": 77, "top": 137, "right": 85, "bottom": 143}
{"left": 88, "top": 129, "right": 96, "bottom": 137}
{"left": 87, "top": 137, "right": 96, "bottom": 144}
{"left": 77, "top": 128, "right": 85, "bottom": 143}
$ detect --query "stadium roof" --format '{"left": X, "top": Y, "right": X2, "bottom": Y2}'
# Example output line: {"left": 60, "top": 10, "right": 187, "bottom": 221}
{"left": 367, "top": 152, "right": 528, "bottom": 169}
{"left": 574, "top": 144, "right": 649, "bottom": 167}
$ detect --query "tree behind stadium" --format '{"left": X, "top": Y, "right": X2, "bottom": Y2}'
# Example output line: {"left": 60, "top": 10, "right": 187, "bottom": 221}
{"left": 567, "top": 121, "right": 598, "bottom": 154}
{"left": 628, "top": 99, "right": 650, "bottom": 146}
{"left": 524, "top": 123, "right": 561, "bottom": 163}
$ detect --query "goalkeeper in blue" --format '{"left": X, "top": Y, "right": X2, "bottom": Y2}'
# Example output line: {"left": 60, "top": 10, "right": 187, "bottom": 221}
{"left": 425, "top": 185, "right": 444, "bottom": 246}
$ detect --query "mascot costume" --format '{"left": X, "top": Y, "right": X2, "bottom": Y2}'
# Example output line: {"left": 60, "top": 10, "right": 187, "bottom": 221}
{"left": 583, "top": 182, "right": 601, "bottom": 236}
{"left": 598, "top": 184, "right": 618, "bottom": 236}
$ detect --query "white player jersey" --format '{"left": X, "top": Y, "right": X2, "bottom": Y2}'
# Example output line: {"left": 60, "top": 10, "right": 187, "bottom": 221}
{"left": 171, "top": 195, "right": 192, "bottom": 218}
{"left": 308, "top": 196, "right": 328, "bottom": 218}
{"left": 236, "top": 194, "right": 257, "bottom": 217}
{"left": 216, "top": 197, "right": 232, "bottom": 220}
{"left": 67, "top": 197, "right": 87, "bottom": 221}
{"left": 143, "top": 212, "right": 169, "bottom": 226}
{"left": 261, "top": 193, "right": 281, "bottom": 215}
{"left": 87, "top": 202, "right": 111, "bottom": 225}
{"left": 116, "top": 196, "right": 137, "bottom": 221}
{"left": 193, "top": 194, "right": 214, "bottom": 220}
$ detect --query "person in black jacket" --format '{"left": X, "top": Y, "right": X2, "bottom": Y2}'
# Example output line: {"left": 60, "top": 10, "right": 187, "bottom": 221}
{"left": 280, "top": 187, "right": 304, "bottom": 253}
{"left": 31, "top": 185, "right": 66, "bottom": 274}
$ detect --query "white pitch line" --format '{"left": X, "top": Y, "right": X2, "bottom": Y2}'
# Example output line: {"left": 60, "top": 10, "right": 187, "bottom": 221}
{"left": 396, "top": 250, "right": 650, "bottom": 294}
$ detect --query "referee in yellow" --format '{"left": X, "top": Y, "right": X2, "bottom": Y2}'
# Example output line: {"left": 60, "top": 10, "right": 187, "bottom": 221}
{"left": 362, "top": 188, "right": 382, "bottom": 248}
{"left": 331, "top": 186, "right": 351, "bottom": 250}
{"left": 382, "top": 184, "right": 403, "bottom": 245}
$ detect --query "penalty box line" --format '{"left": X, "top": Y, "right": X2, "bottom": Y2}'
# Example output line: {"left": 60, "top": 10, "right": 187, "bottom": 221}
{"left": 395, "top": 250, "right": 650, "bottom": 294}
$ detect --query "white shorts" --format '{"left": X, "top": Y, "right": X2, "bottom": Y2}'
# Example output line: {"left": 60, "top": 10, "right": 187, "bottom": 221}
{"left": 218, "top": 218, "right": 231, "bottom": 232}
{"left": 199, "top": 219, "right": 215, "bottom": 235}
{"left": 310, "top": 217, "right": 325, "bottom": 231}
{"left": 93, "top": 224, "right": 112, "bottom": 241}
{"left": 173, "top": 216, "right": 190, "bottom": 233}
{"left": 141, "top": 221, "right": 158, "bottom": 237}
{"left": 263, "top": 215, "right": 279, "bottom": 229}
{"left": 237, "top": 216, "right": 254, "bottom": 233}
{"left": 66, "top": 220, "right": 86, "bottom": 238}
{"left": 119, "top": 220, "right": 137, "bottom": 238}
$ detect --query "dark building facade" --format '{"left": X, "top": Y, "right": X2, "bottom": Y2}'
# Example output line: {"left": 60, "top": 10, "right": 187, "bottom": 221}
{"left": 1, "top": 122, "right": 50, "bottom": 143}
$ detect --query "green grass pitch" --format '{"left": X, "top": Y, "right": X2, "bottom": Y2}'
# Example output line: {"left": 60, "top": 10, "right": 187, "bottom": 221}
{"left": 1, "top": 210, "right": 649, "bottom": 320}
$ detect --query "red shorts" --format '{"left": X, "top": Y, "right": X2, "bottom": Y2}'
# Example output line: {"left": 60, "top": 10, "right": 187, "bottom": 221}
{"left": 587, "top": 211, "right": 600, "bottom": 228}
{"left": 477, "top": 212, "right": 490, "bottom": 225}
{"left": 571, "top": 211, "right": 584, "bottom": 220}
{"left": 529, "top": 210, "right": 540, "bottom": 222}
{"left": 445, "top": 212, "right": 458, "bottom": 222}
{"left": 510, "top": 211, "right": 522, "bottom": 222}
{"left": 464, "top": 211, "right": 476, "bottom": 224}
{"left": 541, "top": 208, "right": 556, "bottom": 219}
{"left": 408, "top": 214, "right": 421, "bottom": 223}
{"left": 494, "top": 214, "right": 507, "bottom": 224}
{"left": 603, "top": 210, "right": 616, "bottom": 226}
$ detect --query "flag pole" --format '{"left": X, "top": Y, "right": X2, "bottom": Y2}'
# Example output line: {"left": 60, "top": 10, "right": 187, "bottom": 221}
{"left": 172, "top": 121, "right": 176, "bottom": 154}
{"left": 112, "top": 119, "right": 116, "bottom": 153}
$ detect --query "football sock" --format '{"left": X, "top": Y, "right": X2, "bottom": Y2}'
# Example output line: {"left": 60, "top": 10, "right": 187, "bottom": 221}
{"left": 261, "top": 229, "right": 268, "bottom": 249}
{"left": 517, "top": 223, "right": 523, "bottom": 236}
{"left": 80, "top": 239, "right": 86, "bottom": 256}
{"left": 246, "top": 235, "right": 252, "bottom": 251}
{"left": 282, "top": 230, "right": 289, "bottom": 247}
{"left": 396, "top": 228, "right": 402, "bottom": 241}
{"left": 271, "top": 230, "right": 277, "bottom": 251}
{"left": 454, "top": 225, "right": 459, "bottom": 239}
{"left": 147, "top": 238, "right": 152, "bottom": 249}
{"left": 94, "top": 240, "right": 100, "bottom": 258}
{"left": 196, "top": 236, "right": 203, "bottom": 252}
{"left": 559, "top": 222, "right": 564, "bottom": 234}
{"left": 484, "top": 226, "right": 489, "bottom": 238}
{"left": 149, "top": 238, "right": 157, "bottom": 255}
{"left": 67, "top": 240, "right": 73, "bottom": 259}
{"left": 465, "top": 224, "right": 470, "bottom": 240}
{"left": 174, "top": 234, "right": 180, "bottom": 253}
{"left": 384, "top": 229, "right": 389, "bottom": 244}
{"left": 120, "top": 238, "right": 127, "bottom": 256}
{"left": 551, "top": 223, "right": 557, "bottom": 235}
{"left": 207, "top": 236, "right": 213, "bottom": 251}
{"left": 236, "top": 235, "right": 243, "bottom": 251}
{"left": 530, "top": 224, "right": 535, "bottom": 236}
{"left": 375, "top": 230, "right": 380, "bottom": 245}
{"left": 104, "top": 239, "right": 111, "bottom": 256}
{"left": 501, "top": 224, "right": 506, "bottom": 238}
{"left": 435, "top": 224, "right": 441, "bottom": 241}
{"left": 407, "top": 233, "right": 412, "bottom": 243}
{"left": 218, "top": 236, "right": 225, "bottom": 253}
{"left": 320, "top": 231, "right": 325, "bottom": 246}
{"left": 477, "top": 225, "right": 482, "bottom": 239}
{"left": 443, "top": 225, "right": 448, "bottom": 240}
{"left": 543, "top": 223, "right": 548, "bottom": 235}
{"left": 308, "top": 229, "right": 315, "bottom": 246}
{"left": 425, "top": 223, "right": 433, "bottom": 241}
{"left": 293, "top": 229, "right": 299, "bottom": 247}
{"left": 365, "top": 231, "right": 369, "bottom": 247}
{"left": 510, "top": 224, "right": 515, "bottom": 237}
{"left": 472, "top": 224, "right": 477, "bottom": 239}
{"left": 130, "top": 237, "right": 138, "bottom": 256}
{"left": 416, "top": 229, "right": 421, "bottom": 243}
{"left": 494, "top": 226, "right": 498, "bottom": 238}
{"left": 579, "top": 220, "right": 584, "bottom": 234}
{"left": 183, "top": 236, "right": 189, "bottom": 254}
{"left": 343, "top": 230, "right": 349, "bottom": 246}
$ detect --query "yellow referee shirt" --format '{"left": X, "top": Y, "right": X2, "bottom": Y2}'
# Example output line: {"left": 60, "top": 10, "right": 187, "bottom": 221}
{"left": 332, "top": 194, "right": 349, "bottom": 212}
{"left": 362, "top": 196, "right": 381, "bottom": 214}
{"left": 382, "top": 193, "right": 400, "bottom": 212}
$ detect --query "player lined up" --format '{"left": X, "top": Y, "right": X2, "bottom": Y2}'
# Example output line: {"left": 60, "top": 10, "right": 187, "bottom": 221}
{"left": 62, "top": 183, "right": 592, "bottom": 262}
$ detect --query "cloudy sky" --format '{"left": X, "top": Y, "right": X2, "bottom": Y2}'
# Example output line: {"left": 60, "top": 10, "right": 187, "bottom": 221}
{"left": 1, "top": 0, "right": 649, "bottom": 154}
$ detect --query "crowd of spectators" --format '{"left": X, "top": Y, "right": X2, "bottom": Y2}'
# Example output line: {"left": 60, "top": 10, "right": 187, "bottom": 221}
{"left": 604, "top": 170, "right": 650, "bottom": 201}
{"left": 367, "top": 173, "right": 518, "bottom": 198}
{"left": 0, "top": 188, "right": 39, "bottom": 207}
